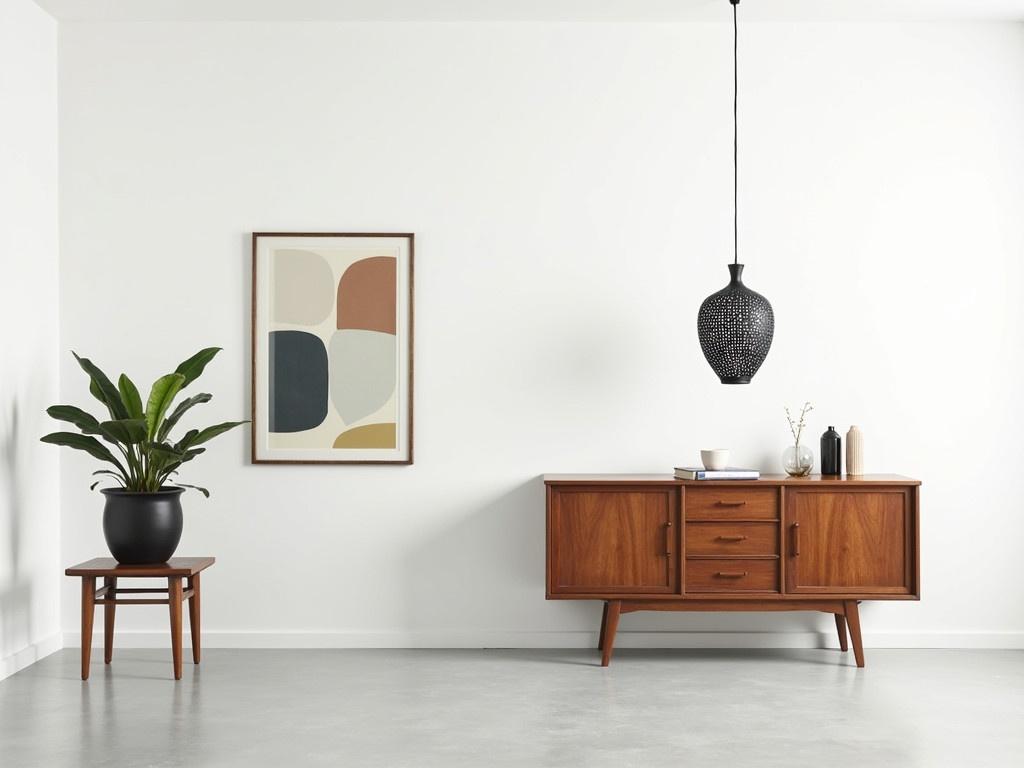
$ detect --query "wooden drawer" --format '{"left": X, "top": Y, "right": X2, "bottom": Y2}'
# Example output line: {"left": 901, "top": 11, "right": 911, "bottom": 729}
{"left": 685, "top": 487, "right": 778, "bottom": 520}
{"left": 686, "top": 522, "right": 778, "bottom": 556}
{"left": 686, "top": 559, "right": 779, "bottom": 592}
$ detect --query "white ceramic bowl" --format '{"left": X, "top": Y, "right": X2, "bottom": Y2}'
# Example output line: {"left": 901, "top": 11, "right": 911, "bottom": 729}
{"left": 700, "top": 449, "right": 730, "bottom": 471}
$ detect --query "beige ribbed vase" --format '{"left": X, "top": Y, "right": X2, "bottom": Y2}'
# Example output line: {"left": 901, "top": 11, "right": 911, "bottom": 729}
{"left": 846, "top": 425, "right": 864, "bottom": 476}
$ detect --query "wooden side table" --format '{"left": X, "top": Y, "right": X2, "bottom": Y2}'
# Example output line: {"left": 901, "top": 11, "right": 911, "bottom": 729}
{"left": 65, "top": 557, "right": 215, "bottom": 680}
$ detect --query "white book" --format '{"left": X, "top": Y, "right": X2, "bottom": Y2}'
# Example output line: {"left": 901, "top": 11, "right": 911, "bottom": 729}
{"left": 674, "top": 467, "right": 760, "bottom": 480}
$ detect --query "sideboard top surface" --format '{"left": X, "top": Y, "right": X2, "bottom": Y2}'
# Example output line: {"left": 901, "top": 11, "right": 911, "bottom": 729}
{"left": 543, "top": 473, "right": 920, "bottom": 486}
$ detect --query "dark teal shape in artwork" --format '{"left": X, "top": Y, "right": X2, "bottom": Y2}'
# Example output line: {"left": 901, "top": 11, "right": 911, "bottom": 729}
{"left": 269, "top": 331, "right": 328, "bottom": 433}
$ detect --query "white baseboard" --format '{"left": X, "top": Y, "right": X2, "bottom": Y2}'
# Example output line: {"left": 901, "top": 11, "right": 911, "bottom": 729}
{"left": 0, "top": 633, "right": 63, "bottom": 680}
{"left": 61, "top": 629, "right": 1024, "bottom": 650}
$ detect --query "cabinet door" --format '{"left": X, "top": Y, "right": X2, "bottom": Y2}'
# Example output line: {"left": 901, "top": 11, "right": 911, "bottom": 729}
{"left": 785, "top": 489, "right": 915, "bottom": 595}
{"left": 548, "top": 487, "right": 679, "bottom": 595}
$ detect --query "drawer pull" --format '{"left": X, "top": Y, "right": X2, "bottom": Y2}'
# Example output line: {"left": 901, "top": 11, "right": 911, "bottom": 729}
{"left": 715, "top": 571, "right": 748, "bottom": 578}
{"left": 663, "top": 521, "right": 672, "bottom": 557}
{"left": 792, "top": 522, "right": 800, "bottom": 556}
{"left": 716, "top": 535, "right": 747, "bottom": 542}
{"left": 715, "top": 501, "right": 747, "bottom": 507}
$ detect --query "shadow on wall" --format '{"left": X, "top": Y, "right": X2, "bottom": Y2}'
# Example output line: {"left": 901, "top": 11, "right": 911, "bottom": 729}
{"left": 0, "top": 401, "right": 34, "bottom": 658}
{"left": 403, "top": 477, "right": 546, "bottom": 642}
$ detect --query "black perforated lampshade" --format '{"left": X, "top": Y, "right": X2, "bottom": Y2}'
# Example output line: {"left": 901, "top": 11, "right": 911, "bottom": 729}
{"left": 697, "top": 263, "right": 774, "bottom": 384}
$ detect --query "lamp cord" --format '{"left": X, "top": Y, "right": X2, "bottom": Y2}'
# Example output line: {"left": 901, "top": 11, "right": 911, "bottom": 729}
{"left": 733, "top": 0, "right": 738, "bottom": 266}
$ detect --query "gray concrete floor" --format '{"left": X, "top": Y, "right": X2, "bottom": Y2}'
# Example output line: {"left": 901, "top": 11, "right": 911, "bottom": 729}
{"left": 1, "top": 649, "right": 1022, "bottom": 767}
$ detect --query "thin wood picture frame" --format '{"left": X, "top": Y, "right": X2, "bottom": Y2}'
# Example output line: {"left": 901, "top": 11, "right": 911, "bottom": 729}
{"left": 251, "top": 232, "right": 414, "bottom": 464}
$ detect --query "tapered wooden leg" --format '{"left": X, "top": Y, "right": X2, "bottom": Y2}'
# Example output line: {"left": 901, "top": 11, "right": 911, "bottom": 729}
{"left": 104, "top": 576, "right": 117, "bottom": 664}
{"left": 188, "top": 573, "right": 201, "bottom": 664}
{"left": 834, "top": 613, "right": 848, "bottom": 652}
{"left": 81, "top": 576, "right": 96, "bottom": 681}
{"left": 600, "top": 601, "right": 621, "bottom": 667}
{"left": 598, "top": 601, "right": 609, "bottom": 650}
{"left": 844, "top": 600, "right": 865, "bottom": 668}
{"left": 168, "top": 577, "right": 183, "bottom": 680}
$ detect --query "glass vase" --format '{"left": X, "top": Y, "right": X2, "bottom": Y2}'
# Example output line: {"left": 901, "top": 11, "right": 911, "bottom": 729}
{"left": 782, "top": 443, "right": 814, "bottom": 477}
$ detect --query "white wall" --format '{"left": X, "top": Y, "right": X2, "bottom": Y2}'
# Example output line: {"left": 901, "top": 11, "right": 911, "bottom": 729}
{"left": 58, "top": 21, "right": 1024, "bottom": 648}
{"left": 0, "top": 0, "right": 62, "bottom": 678}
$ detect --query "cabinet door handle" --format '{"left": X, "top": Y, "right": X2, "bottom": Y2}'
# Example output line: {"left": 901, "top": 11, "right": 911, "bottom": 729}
{"left": 663, "top": 521, "right": 672, "bottom": 557}
{"left": 715, "top": 501, "right": 747, "bottom": 507}
{"left": 715, "top": 571, "right": 748, "bottom": 578}
{"left": 716, "top": 535, "right": 747, "bottom": 542}
{"left": 792, "top": 522, "right": 800, "bottom": 556}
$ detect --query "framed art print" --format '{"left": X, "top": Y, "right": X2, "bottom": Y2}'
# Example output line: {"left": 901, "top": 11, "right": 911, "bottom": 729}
{"left": 251, "top": 233, "right": 413, "bottom": 464}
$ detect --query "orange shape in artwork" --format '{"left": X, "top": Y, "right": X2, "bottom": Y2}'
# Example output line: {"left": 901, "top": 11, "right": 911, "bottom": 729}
{"left": 337, "top": 257, "right": 396, "bottom": 334}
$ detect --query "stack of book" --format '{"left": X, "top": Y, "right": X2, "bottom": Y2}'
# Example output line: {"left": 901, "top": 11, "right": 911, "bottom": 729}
{"left": 674, "top": 467, "right": 760, "bottom": 480}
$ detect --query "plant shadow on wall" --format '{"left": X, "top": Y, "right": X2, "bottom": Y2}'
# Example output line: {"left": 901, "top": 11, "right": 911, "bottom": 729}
{"left": 0, "top": 402, "right": 33, "bottom": 659}
{"left": 403, "top": 478, "right": 545, "bottom": 640}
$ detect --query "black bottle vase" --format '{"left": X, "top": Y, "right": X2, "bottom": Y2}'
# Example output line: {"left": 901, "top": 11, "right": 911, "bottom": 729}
{"left": 101, "top": 487, "right": 184, "bottom": 564}
{"left": 820, "top": 427, "right": 842, "bottom": 475}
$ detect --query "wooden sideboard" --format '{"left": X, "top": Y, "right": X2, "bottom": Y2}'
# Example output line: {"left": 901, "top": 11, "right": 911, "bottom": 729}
{"left": 545, "top": 474, "right": 920, "bottom": 667}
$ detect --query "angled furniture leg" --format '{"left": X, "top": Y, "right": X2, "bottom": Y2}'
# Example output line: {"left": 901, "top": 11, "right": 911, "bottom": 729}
{"left": 598, "top": 601, "right": 610, "bottom": 650}
{"left": 600, "top": 601, "right": 622, "bottom": 667}
{"left": 834, "top": 613, "right": 848, "bottom": 652}
{"left": 844, "top": 600, "right": 865, "bottom": 668}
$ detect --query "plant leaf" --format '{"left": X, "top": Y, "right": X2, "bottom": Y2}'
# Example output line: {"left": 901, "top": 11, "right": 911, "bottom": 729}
{"left": 92, "top": 469, "right": 125, "bottom": 480}
{"left": 47, "top": 405, "right": 101, "bottom": 433}
{"left": 174, "top": 347, "right": 221, "bottom": 389}
{"left": 40, "top": 432, "right": 128, "bottom": 477}
{"left": 184, "top": 420, "right": 247, "bottom": 448}
{"left": 118, "top": 374, "right": 144, "bottom": 419}
{"left": 158, "top": 393, "right": 212, "bottom": 441}
{"left": 97, "top": 418, "right": 148, "bottom": 445}
{"left": 177, "top": 483, "right": 210, "bottom": 498}
{"left": 144, "top": 373, "right": 186, "bottom": 440}
{"left": 73, "top": 352, "right": 129, "bottom": 420}
{"left": 175, "top": 429, "right": 199, "bottom": 451}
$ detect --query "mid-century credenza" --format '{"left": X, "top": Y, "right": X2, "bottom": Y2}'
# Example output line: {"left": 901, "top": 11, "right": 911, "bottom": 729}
{"left": 545, "top": 474, "right": 920, "bottom": 667}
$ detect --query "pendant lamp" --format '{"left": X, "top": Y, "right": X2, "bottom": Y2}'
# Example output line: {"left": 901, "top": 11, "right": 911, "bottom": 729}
{"left": 697, "top": 0, "right": 774, "bottom": 384}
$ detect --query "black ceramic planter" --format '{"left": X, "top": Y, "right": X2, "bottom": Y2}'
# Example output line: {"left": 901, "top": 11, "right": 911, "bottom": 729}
{"left": 101, "top": 487, "right": 184, "bottom": 564}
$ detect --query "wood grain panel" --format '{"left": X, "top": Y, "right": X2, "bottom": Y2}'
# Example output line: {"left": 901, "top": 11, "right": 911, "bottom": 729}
{"left": 685, "top": 559, "right": 779, "bottom": 593}
{"left": 549, "top": 488, "right": 678, "bottom": 594}
{"left": 685, "top": 522, "right": 778, "bottom": 556}
{"left": 786, "top": 489, "right": 911, "bottom": 594}
{"left": 685, "top": 487, "right": 778, "bottom": 520}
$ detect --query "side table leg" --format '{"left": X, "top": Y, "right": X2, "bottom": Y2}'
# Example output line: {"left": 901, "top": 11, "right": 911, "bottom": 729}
{"left": 600, "top": 600, "right": 622, "bottom": 667}
{"left": 844, "top": 600, "right": 865, "bottom": 668}
{"left": 188, "top": 573, "right": 201, "bottom": 664}
{"left": 168, "top": 576, "right": 183, "bottom": 680}
{"left": 81, "top": 576, "right": 96, "bottom": 680}
{"left": 104, "top": 576, "right": 117, "bottom": 664}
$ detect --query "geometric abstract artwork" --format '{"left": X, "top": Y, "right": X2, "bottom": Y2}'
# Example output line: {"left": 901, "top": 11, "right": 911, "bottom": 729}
{"left": 252, "top": 233, "right": 413, "bottom": 463}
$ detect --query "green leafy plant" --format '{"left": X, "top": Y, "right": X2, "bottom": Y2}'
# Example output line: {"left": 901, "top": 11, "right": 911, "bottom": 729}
{"left": 41, "top": 348, "right": 246, "bottom": 497}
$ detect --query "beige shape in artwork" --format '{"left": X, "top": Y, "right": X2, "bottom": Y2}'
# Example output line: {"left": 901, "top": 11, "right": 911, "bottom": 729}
{"left": 272, "top": 249, "right": 335, "bottom": 326}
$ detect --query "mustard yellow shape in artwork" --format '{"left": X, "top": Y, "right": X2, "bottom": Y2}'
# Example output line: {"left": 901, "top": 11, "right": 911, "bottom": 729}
{"left": 332, "top": 423, "right": 397, "bottom": 449}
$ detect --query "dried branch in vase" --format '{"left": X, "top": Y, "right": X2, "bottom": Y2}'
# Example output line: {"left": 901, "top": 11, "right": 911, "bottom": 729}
{"left": 784, "top": 401, "right": 814, "bottom": 446}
